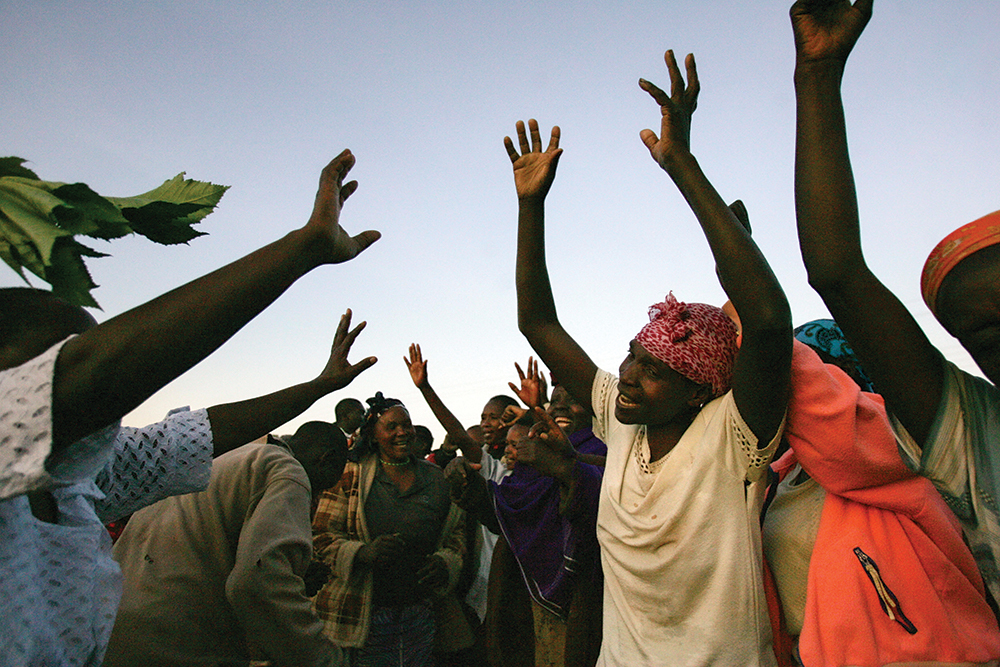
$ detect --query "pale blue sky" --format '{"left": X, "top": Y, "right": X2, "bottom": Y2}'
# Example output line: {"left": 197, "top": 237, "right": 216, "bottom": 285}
{"left": 4, "top": 1, "right": 998, "bottom": 442}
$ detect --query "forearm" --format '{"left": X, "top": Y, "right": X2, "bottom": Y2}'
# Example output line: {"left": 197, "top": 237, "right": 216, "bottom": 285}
{"left": 206, "top": 378, "right": 332, "bottom": 457}
{"left": 54, "top": 226, "right": 327, "bottom": 448}
{"left": 228, "top": 554, "right": 337, "bottom": 667}
{"left": 417, "top": 383, "right": 481, "bottom": 463}
{"left": 515, "top": 200, "right": 597, "bottom": 411}
{"left": 664, "top": 150, "right": 789, "bottom": 332}
{"left": 794, "top": 62, "right": 867, "bottom": 291}
{"left": 516, "top": 200, "right": 560, "bottom": 335}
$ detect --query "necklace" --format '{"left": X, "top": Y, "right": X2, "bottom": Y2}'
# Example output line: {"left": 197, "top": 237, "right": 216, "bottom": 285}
{"left": 379, "top": 456, "right": 411, "bottom": 467}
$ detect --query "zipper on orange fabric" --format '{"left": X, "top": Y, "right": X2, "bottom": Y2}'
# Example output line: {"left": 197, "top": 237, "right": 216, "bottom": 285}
{"left": 853, "top": 546, "right": 917, "bottom": 634}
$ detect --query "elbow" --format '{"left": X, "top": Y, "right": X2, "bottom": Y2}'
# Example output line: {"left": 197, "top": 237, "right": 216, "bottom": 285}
{"left": 226, "top": 564, "right": 266, "bottom": 613}
{"left": 805, "top": 263, "right": 866, "bottom": 302}
{"left": 802, "top": 252, "right": 867, "bottom": 298}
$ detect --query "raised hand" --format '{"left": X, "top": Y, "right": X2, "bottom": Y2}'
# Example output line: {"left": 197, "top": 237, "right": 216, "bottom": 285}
{"left": 500, "top": 404, "right": 529, "bottom": 428}
{"left": 507, "top": 356, "right": 548, "bottom": 409}
{"left": 639, "top": 50, "right": 699, "bottom": 172}
{"left": 306, "top": 149, "right": 381, "bottom": 264}
{"left": 403, "top": 343, "right": 429, "bottom": 390}
{"left": 442, "top": 457, "right": 486, "bottom": 511}
{"left": 504, "top": 119, "right": 563, "bottom": 202}
{"left": 790, "top": 0, "right": 873, "bottom": 65}
{"left": 517, "top": 407, "right": 577, "bottom": 483}
{"left": 315, "top": 309, "right": 377, "bottom": 391}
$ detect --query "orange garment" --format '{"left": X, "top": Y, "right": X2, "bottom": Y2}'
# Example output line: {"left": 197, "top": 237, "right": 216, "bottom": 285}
{"left": 765, "top": 341, "right": 1000, "bottom": 667}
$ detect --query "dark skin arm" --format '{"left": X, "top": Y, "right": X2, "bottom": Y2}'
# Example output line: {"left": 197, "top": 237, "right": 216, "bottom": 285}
{"left": 205, "top": 309, "right": 376, "bottom": 457}
{"left": 792, "top": 0, "right": 943, "bottom": 445}
{"left": 404, "top": 343, "right": 482, "bottom": 464}
{"left": 639, "top": 51, "right": 791, "bottom": 444}
{"left": 442, "top": 457, "right": 500, "bottom": 533}
{"left": 505, "top": 120, "right": 599, "bottom": 413}
{"left": 51, "top": 150, "right": 380, "bottom": 449}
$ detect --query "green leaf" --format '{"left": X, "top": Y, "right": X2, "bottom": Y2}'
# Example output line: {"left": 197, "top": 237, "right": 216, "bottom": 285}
{"left": 45, "top": 237, "right": 104, "bottom": 308}
{"left": 0, "top": 164, "right": 227, "bottom": 307}
{"left": 0, "top": 157, "right": 40, "bottom": 180}
{"left": 120, "top": 201, "right": 209, "bottom": 245}
{"left": 0, "top": 180, "right": 73, "bottom": 266}
{"left": 50, "top": 182, "right": 132, "bottom": 239}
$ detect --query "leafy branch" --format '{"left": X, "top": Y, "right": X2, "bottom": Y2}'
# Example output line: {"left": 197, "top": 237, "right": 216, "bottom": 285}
{"left": 0, "top": 157, "right": 228, "bottom": 307}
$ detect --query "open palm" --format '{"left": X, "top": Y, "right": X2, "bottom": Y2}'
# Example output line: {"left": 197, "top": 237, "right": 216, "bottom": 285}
{"left": 504, "top": 119, "right": 562, "bottom": 201}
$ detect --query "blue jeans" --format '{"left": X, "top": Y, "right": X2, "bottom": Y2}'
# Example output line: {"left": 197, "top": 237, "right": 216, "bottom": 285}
{"left": 353, "top": 601, "right": 435, "bottom": 667}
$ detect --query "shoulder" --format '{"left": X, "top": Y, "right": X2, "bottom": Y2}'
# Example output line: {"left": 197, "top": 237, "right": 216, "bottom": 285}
{"left": 219, "top": 442, "right": 308, "bottom": 488}
{"left": 414, "top": 458, "right": 445, "bottom": 479}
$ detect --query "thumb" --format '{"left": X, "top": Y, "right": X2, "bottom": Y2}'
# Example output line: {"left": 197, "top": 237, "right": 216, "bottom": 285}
{"left": 351, "top": 356, "right": 378, "bottom": 377}
{"left": 639, "top": 129, "right": 658, "bottom": 151}
{"left": 349, "top": 230, "right": 382, "bottom": 256}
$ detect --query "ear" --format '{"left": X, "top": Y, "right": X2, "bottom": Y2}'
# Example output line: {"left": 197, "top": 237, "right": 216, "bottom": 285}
{"left": 686, "top": 383, "right": 715, "bottom": 408}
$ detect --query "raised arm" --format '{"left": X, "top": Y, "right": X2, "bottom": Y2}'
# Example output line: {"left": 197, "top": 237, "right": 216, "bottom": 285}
{"left": 404, "top": 343, "right": 483, "bottom": 463}
{"left": 791, "top": 0, "right": 944, "bottom": 444}
{"left": 639, "top": 51, "right": 791, "bottom": 443}
{"left": 206, "top": 309, "right": 376, "bottom": 456}
{"left": 51, "top": 150, "right": 381, "bottom": 449}
{"left": 505, "top": 120, "right": 598, "bottom": 411}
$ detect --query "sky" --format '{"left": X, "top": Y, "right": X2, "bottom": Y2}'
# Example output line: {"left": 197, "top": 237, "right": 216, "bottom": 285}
{"left": 3, "top": 1, "right": 998, "bottom": 443}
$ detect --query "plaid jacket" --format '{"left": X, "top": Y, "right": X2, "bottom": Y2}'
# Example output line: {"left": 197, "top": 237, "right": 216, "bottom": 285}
{"left": 311, "top": 455, "right": 466, "bottom": 647}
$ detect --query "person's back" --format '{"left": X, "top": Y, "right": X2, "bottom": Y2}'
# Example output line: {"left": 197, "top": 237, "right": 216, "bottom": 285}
{"left": 106, "top": 442, "right": 338, "bottom": 667}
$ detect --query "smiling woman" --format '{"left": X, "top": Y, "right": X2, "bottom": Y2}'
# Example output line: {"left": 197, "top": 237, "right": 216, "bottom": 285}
{"left": 311, "top": 393, "right": 472, "bottom": 666}
{"left": 506, "top": 43, "right": 791, "bottom": 663}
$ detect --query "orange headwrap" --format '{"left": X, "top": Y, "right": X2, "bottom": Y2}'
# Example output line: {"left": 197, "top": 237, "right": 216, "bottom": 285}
{"left": 921, "top": 210, "right": 1000, "bottom": 315}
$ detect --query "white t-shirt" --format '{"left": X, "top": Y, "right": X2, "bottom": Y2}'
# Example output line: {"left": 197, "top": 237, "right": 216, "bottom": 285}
{"left": 592, "top": 368, "right": 780, "bottom": 667}
{"left": 466, "top": 446, "right": 512, "bottom": 621}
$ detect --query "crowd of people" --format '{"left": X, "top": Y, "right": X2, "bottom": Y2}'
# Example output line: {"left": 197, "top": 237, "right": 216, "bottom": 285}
{"left": 3, "top": 1, "right": 1000, "bottom": 665}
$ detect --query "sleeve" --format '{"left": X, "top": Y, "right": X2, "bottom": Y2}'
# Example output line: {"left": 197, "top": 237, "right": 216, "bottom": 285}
{"left": 893, "top": 361, "right": 970, "bottom": 501}
{"left": 225, "top": 472, "right": 341, "bottom": 667}
{"left": 0, "top": 338, "right": 118, "bottom": 500}
{"left": 94, "top": 407, "right": 214, "bottom": 522}
{"left": 312, "top": 466, "right": 365, "bottom": 581}
{"left": 785, "top": 340, "right": 915, "bottom": 495}
{"left": 432, "top": 503, "right": 467, "bottom": 594}
{"left": 590, "top": 368, "right": 617, "bottom": 444}
{"left": 717, "top": 391, "right": 783, "bottom": 483}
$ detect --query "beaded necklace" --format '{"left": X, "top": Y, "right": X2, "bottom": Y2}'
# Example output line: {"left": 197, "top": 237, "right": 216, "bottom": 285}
{"left": 379, "top": 456, "right": 411, "bottom": 467}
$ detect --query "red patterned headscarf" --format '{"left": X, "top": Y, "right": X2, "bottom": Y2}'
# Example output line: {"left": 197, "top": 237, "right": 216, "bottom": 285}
{"left": 634, "top": 292, "right": 738, "bottom": 398}
{"left": 921, "top": 210, "right": 1000, "bottom": 315}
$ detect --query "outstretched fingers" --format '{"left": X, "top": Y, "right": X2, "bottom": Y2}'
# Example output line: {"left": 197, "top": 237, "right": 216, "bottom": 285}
{"left": 664, "top": 50, "right": 698, "bottom": 111}
{"left": 504, "top": 119, "right": 561, "bottom": 163}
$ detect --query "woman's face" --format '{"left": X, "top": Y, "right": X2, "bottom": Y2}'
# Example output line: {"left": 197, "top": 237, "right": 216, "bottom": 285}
{"left": 374, "top": 406, "right": 415, "bottom": 463}
{"left": 616, "top": 339, "right": 706, "bottom": 427}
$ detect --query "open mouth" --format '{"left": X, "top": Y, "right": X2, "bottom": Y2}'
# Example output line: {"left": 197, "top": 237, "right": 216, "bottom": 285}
{"left": 616, "top": 393, "right": 640, "bottom": 409}
{"left": 553, "top": 416, "right": 573, "bottom": 429}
